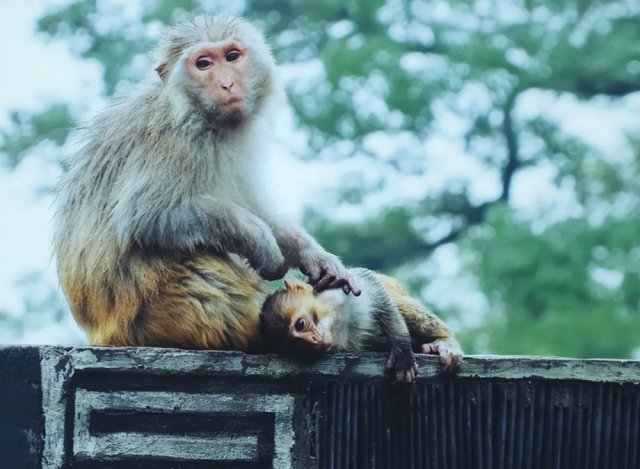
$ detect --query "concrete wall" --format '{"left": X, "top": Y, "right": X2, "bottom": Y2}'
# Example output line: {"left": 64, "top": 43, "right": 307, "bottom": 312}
{"left": 2, "top": 346, "right": 640, "bottom": 468}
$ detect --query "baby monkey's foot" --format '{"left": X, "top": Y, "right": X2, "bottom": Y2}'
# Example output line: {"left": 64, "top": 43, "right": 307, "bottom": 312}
{"left": 419, "top": 338, "right": 463, "bottom": 372}
{"left": 385, "top": 347, "right": 418, "bottom": 384}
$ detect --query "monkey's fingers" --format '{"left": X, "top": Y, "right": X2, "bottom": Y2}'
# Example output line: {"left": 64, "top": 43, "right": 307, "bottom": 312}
{"left": 385, "top": 350, "right": 418, "bottom": 384}
{"left": 440, "top": 352, "right": 463, "bottom": 373}
{"left": 419, "top": 343, "right": 438, "bottom": 354}
{"left": 395, "top": 368, "right": 417, "bottom": 384}
{"left": 313, "top": 272, "right": 358, "bottom": 295}
{"left": 314, "top": 275, "right": 357, "bottom": 295}
{"left": 344, "top": 275, "right": 361, "bottom": 296}
{"left": 299, "top": 254, "right": 361, "bottom": 296}
{"left": 427, "top": 339, "right": 463, "bottom": 372}
{"left": 300, "top": 263, "right": 324, "bottom": 285}
{"left": 328, "top": 271, "right": 361, "bottom": 296}
{"left": 314, "top": 273, "right": 337, "bottom": 292}
{"left": 392, "top": 362, "right": 418, "bottom": 384}
{"left": 323, "top": 276, "right": 354, "bottom": 294}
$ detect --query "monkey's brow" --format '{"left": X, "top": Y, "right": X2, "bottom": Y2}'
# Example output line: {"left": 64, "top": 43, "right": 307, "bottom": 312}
{"left": 222, "top": 20, "right": 236, "bottom": 38}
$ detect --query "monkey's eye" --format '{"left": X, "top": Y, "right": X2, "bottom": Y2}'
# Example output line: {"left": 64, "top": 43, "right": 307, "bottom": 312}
{"left": 195, "top": 57, "right": 214, "bottom": 70}
{"left": 294, "top": 318, "right": 306, "bottom": 332}
{"left": 225, "top": 50, "right": 241, "bottom": 62}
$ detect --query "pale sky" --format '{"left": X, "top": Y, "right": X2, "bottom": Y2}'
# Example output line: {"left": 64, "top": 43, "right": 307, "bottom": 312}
{"left": 0, "top": 2, "right": 84, "bottom": 308}
{"left": 0, "top": 1, "right": 638, "bottom": 345}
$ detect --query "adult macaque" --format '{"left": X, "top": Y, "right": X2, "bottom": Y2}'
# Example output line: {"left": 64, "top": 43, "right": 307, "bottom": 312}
{"left": 54, "top": 15, "right": 359, "bottom": 349}
{"left": 260, "top": 269, "right": 463, "bottom": 383}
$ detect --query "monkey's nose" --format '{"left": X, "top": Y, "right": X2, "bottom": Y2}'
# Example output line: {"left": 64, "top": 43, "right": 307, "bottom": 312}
{"left": 219, "top": 77, "right": 234, "bottom": 90}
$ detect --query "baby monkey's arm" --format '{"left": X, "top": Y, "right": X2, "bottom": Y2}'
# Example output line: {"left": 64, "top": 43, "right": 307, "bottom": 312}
{"left": 353, "top": 269, "right": 418, "bottom": 383}
{"left": 374, "top": 272, "right": 463, "bottom": 371}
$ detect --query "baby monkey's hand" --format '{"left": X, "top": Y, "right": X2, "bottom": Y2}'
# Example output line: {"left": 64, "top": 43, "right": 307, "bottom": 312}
{"left": 385, "top": 347, "right": 418, "bottom": 384}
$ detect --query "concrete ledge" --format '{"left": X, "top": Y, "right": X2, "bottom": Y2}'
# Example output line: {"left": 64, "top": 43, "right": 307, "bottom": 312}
{"left": 3, "top": 346, "right": 640, "bottom": 468}
{"left": 40, "top": 346, "right": 640, "bottom": 383}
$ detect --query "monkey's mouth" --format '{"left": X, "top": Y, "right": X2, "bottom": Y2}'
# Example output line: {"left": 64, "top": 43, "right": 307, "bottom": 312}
{"left": 221, "top": 97, "right": 244, "bottom": 110}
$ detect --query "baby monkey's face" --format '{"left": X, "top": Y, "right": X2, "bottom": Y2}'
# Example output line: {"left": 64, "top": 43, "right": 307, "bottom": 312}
{"left": 288, "top": 295, "right": 335, "bottom": 352}
{"left": 264, "top": 280, "right": 336, "bottom": 354}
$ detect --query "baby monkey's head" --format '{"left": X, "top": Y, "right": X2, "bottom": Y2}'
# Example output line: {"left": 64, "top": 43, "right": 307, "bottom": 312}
{"left": 260, "top": 280, "right": 335, "bottom": 357}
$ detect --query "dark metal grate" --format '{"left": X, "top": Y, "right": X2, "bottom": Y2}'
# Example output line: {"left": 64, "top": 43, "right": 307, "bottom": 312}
{"left": 315, "top": 379, "right": 640, "bottom": 469}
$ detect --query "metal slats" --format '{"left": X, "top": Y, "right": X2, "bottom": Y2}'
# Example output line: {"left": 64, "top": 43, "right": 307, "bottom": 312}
{"left": 317, "top": 379, "right": 640, "bottom": 469}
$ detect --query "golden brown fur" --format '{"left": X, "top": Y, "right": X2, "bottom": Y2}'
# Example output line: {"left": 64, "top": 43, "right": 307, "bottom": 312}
{"left": 61, "top": 251, "right": 262, "bottom": 349}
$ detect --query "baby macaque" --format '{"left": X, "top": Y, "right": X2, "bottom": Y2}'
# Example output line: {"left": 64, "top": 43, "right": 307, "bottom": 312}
{"left": 260, "top": 268, "right": 463, "bottom": 383}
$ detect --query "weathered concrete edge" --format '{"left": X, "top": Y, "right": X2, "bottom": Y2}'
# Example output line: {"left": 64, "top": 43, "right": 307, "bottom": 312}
{"left": 22, "top": 346, "right": 640, "bottom": 384}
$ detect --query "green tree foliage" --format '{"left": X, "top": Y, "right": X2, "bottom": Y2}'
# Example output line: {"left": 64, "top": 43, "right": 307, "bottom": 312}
{"left": 1, "top": 0, "right": 638, "bottom": 356}
{"left": 1, "top": 104, "right": 74, "bottom": 168}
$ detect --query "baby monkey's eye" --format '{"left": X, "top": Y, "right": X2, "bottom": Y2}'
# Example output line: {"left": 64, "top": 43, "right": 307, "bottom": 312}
{"left": 294, "top": 318, "right": 306, "bottom": 332}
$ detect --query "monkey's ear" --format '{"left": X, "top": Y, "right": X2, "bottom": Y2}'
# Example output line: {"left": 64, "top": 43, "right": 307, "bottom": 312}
{"left": 284, "top": 280, "right": 309, "bottom": 292}
{"left": 155, "top": 63, "right": 168, "bottom": 81}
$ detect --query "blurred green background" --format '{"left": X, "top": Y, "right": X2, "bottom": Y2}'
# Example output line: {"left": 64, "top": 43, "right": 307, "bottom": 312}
{"left": 1, "top": 0, "right": 638, "bottom": 357}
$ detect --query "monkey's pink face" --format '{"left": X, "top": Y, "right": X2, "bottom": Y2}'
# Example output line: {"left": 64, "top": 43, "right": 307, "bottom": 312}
{"left": 186, "top": 40, "right": 250, "bottom": 115}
